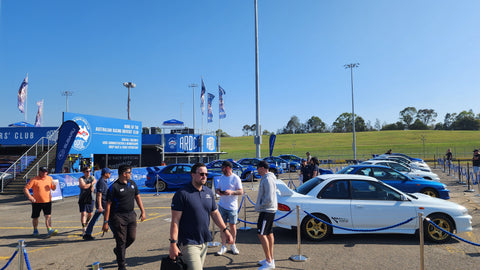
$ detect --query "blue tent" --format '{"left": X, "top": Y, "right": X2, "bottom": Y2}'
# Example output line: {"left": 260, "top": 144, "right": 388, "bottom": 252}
{"left": 162, "top": 119, "right": 184, "bottom": 126}
{"left": 9, "top": 121, "right": 35, "bottom": 127}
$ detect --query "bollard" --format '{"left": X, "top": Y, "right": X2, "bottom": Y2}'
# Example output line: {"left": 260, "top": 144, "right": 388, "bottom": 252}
{"left": 154, "top": 174, "right": 160, "bottom": 196}
{"left": 418, "top": 213, "right": 424, "bottom": 270}
{"left": 18, "top": 240, "right": 26, "bottom": 270}
{"left": 466, "top": 163, "right": 475, "bottom": 192}
{"left": 238, "top": 193, "right": 252, "bottom": 231}
{"left": 207, "top": 217, "right": 221, "bottom": 247}
{"left": 92, "top": 261, "right": 101, "bottom": 270}
{"left": 289, "top": 205, "right": 307, "bottom": 262}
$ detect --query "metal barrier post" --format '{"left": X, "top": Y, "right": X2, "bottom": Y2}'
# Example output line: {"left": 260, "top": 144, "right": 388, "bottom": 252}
{"left": 18, "top": 239, "right": 25, "bottom": 270}
{"left": 289, "top": 205, "right": 307, "bottom": 262}
{"left": 433, "top": 155, "right": 436, "bottom": 169}
{"left": 207, "top": 217, "right": 221, "bottom": 247}
{"left": 458, "top": 160, "right": 464, "bottom": 184}
{"left": 154, "top": 174, "right": 160, "bottom": 196}
{"left": 418, "top": 213, "right": 424, "bottom": 270}
{"left": 443, "top": 157, "right": 446, "bottom": 173}
{"left": 238, "top": 193, "right": 251, "bottom": 231}
{"left": 466, "top": 163, "right": 475, "bottom": 192}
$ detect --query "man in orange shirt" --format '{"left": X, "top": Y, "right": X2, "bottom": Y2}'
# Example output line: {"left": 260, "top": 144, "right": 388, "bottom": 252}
{"left": 23, "top": 166, "right": 58, "bottom": 237}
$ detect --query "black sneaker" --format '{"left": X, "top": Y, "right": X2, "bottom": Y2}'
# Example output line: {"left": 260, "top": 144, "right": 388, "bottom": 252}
{"left": 83, "top": 234, "right": 95, "bottom": 241}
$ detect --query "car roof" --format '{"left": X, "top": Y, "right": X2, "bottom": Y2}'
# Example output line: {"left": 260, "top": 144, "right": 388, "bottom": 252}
{"left": 317, "top": 173, "right": 379, "bottom": 182}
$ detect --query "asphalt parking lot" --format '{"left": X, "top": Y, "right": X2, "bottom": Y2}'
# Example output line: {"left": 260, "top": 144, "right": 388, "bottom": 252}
{"left": 1, "top": 167, "right": 480, "bottom": 270}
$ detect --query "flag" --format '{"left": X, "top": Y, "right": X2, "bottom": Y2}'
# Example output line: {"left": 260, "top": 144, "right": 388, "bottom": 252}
{"left": 219, "top": 85, "right": 226, "bottom": 119}
{"left": 207, "top": 93, "right": 215, "bottom": 123}
{"left": 35, "top": 99, "right": 44, "bottom": 127}
{"left": 200, "top": 79, "right": 206, "bottom": 115}
{"left": 17, "top": 75, "right": 28, "bottom": 113}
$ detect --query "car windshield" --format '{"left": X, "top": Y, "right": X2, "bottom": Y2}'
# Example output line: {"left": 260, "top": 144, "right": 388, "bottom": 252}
{"left": 296, "top": 177, "right": 324, "bottom": 195}
{"left": 337, "top": 166, "right": 356, "bottom": 174}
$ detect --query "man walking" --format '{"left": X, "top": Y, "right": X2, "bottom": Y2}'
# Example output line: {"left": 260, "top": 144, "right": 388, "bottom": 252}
{"left": 473, "top": 149, "right": 480, "bottom": 180}
{"left": 102, "top": 165, "right": 146, "bottom": 270}
{"left": 255, "top": 160, "right": 277, "bottom": 270}
{"left": 23, "top": 166, "right": 58, "bottom": 237}
{"left": 78, "top": 166, "right": 96, "bottom": 235}
{"left": 169, "top": 162, "right": 233, "bottom": 270}
{"left": 83, "top": 167, "right": 112, "bottom": 240}
{"left": 216, "top": 160, "right": 243, "bottom": 255}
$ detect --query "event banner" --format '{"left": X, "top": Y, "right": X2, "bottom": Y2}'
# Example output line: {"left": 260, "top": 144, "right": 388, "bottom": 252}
{"left": 163, "top": 134, "right": 217, "bottom": 153}
{"left": 50, "top": 167, "right": 148, "bottom": 198}
{"left": 55, "top": 120, "right": 80, "bottom": 173}
{"left": 0, "top": 127, "right": 57, "bottom": 146}
{"left": 63, "top": 112, "right": 142, "bottom": 156}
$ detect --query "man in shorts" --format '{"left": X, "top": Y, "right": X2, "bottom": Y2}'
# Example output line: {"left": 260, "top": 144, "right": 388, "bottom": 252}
{"left": 23, "top": 166, "right": 58, "bottom": 237}
{"left": 215, "top": 160, "right": 243, "bottom": 255}
{"left": 78, "top": 166, "right": 97, "bottom": 235}
{"left": 255, "top": 160, "right": 278, "bottom": 270}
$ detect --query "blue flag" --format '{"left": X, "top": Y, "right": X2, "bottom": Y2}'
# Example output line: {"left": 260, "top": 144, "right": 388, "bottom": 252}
{"left": 55, "top": 120, "right": 80, "bottom": 173}
{"left": 219, "top": 85, "right": 226, "bottom": 119}
{"left": 269, "top": 134, "right": 276, "bottom": 157}
{"left": 17, "top": 75, "right": 28, "bottom": 113}
{"left": 201, "top": 79, "right": 206, "bottom": 115}
{"left": 207, "top": 93, "right": 215, "bottom": 123}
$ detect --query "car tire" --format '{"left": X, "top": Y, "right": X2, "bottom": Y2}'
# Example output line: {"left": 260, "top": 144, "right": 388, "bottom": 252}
{"left": 243, "top": 171, "right": 252, "bottom": 181}
{"left": 301, "top": 213, "right": 332, "bottom": 241}
{"left": 424, "top": 213, "right": 453, "bottom": 243}
{"left": 156, "top": 180, "right": 167, "bottom": 192}
{"left": 421, "top": 188, "right": 439, "bottom": 198}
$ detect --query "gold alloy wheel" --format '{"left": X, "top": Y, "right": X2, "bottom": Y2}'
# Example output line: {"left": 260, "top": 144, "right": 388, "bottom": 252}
{"left": 426, "top": 215, "right": 452, "bottom": 242}
{"left": 422, "top": 189, "right": 438, "bottom": 198}
{"left": 304, "top": 217, "right": 329, "bottom": 240}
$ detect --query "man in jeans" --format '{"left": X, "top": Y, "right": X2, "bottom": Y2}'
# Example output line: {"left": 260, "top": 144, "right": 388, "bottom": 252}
{"left": 83, "top": 167, "right": 112, "bottom": 240}
{"left": 473, "top": 149, "right": 480, "bottom": 180}
{"left": 216, "top": 160, "right": 243, "bottom": 255}
{"left": 102, "top": 165, "right": 146, "bottom": 270}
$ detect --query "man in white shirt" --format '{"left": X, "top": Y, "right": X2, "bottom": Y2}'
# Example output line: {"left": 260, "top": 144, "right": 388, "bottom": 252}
{"left": 215, "top": 160, "right": 243, "bottom": 255}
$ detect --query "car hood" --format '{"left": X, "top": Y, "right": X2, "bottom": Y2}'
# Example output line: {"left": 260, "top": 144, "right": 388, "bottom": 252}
{"left": 407, "top": 192, "right": 468, "bottom": 213}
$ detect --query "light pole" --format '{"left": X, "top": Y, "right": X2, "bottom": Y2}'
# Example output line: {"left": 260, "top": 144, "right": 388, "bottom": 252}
{"left": 61, "top": 91, "right": 74, "bottom": 112}
{"left": 123, "top": 82, "right": 136, "bottom": 120}
{"left": 254, "top": 0, "right": 262, "bottom": 158}
{"left": 188, "top": 83, "right": 198, "bottom": 133}
{"left": 344, "top": 63, "right": 359, "bottom": 160}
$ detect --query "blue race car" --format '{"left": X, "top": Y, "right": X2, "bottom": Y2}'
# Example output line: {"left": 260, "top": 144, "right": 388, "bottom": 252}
{"left": 277, "top": 155, "right": 302, "bottom": 172}
{"left": 336, "top": 164, "right": 450, "bottom": 199}
{"left": 237, "top": 158, "right": 284, "bottom": 175}
{"left": 206, "top": 159, "right": 257, "bottom": 181}
{"left": 145, "top": 163, "right": 221, "bottom": 192}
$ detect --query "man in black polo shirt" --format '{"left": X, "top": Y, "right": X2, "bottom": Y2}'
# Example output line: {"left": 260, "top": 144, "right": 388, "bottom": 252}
{"left": 102, "top": 165, "right": 146, "bottom": 270}
{"left": 169, "top": 162, "right": 233, "bottom": 270}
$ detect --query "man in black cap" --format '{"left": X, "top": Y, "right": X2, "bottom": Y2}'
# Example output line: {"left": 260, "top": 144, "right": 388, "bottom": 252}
{"left": 473, "top": 149, "right": 480, "bottom": 179}
{"left": 83, "top": 167, "right": 112, "bottom": 240}
{"left": 78, "top": 166, "right": 97, "bottom": 235}
{"left": 23, "top": 166, "right": 58, "bottom": 237}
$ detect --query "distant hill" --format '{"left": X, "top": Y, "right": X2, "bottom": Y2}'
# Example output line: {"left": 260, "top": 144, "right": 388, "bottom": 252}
{"left": 219, "top": 130, "right": 480, "bottom": 161}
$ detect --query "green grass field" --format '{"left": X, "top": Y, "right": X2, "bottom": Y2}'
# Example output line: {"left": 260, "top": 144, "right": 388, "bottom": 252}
{"left": 219, "top": 130, "right": 480, "bottom": 161}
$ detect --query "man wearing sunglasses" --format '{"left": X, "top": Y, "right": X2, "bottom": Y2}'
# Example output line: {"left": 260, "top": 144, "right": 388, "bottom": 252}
{"left": 78, "top": 166, "right": 97, "bottom": 235}
{"left": 102, "top": 165, "right": 146, "bottom": 270}
{"left": 169, "top": 162, "right": 233, "bottom": 270}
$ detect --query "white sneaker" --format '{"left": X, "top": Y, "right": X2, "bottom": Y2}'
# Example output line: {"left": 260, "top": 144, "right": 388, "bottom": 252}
{"left": 217, "top": 245, "right": 227, "bottom": 255}
{"left": 258, "top": 260, "right": 275, "bottom": 269}
{"left": 258, "top": 259, "right": 267, "bottom": 266}
{"left": 231, "top": 244, "right": 240, "bottom": 255}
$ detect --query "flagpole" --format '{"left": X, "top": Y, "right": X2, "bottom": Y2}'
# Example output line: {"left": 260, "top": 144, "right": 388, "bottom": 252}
{"left": 25, "top": 73, "right": 28, "bottom": 123}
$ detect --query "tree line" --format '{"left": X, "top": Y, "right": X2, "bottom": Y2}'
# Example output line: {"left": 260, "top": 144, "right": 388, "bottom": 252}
{"left": 240, "top": 107, "right": 480, "bottom": 136}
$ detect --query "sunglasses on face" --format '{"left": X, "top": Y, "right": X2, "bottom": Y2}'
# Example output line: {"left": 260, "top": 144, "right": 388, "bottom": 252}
{"left": 197, "top": 173, "right": 208, "bottom": 176}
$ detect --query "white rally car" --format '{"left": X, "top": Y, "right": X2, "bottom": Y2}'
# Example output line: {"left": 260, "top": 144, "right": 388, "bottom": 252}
{"left": 274, "top": 174, "right": 471, "bottom": 243}
{"left": 361, "top": 160, "right": 440, "bottom": 182}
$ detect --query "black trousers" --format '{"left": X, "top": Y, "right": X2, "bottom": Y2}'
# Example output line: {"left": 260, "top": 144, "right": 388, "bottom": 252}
{"left": 110, "top": 211, "right": 137, "bottom": 268}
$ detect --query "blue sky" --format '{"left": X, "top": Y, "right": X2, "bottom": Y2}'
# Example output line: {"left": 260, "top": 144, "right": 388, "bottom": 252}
{"left": 1, "top": 0, "right": 479, "bottom": 137}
